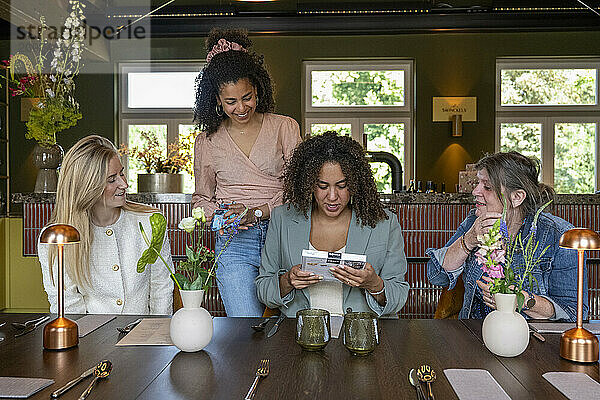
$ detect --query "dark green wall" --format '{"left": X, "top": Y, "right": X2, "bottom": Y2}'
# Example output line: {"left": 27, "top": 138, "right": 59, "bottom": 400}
{"left": 5, "top": 30, "right": 600, "bottom": 195}
{"left": 2, "top": 36, "right": 114, "bottom": 196}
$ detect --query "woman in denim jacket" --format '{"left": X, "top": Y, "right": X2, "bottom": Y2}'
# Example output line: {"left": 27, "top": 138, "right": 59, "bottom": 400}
{"left": 427, "top": 152, "right": 583, "bottom": 321}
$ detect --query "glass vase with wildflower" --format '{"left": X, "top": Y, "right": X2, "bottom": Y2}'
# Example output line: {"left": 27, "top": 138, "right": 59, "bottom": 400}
{"left": 476, "top": 199, "right": 552, "bottom": 311}
{"left": 6, "top": 0, "right": 86, "bottom": 147}
{"left": 136, "top": 206, "right": 241, "bottom": 292}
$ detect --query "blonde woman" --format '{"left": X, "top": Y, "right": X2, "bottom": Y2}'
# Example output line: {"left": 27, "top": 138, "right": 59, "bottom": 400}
{"left": 38, "top": 135, "right": 173, "bottom": 314}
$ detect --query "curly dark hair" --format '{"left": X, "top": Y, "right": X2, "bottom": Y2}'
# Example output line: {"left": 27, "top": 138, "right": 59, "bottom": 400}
{"left": 283, "top": 131, "right": 387, "bottom": 228}
{"left": 193, "top": 28, "right": 275, "bottom": 136}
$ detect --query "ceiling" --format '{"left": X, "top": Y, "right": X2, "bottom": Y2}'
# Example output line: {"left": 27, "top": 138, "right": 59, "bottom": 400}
{"left": 2, "top": 0, "right": 600, "bottom": 39}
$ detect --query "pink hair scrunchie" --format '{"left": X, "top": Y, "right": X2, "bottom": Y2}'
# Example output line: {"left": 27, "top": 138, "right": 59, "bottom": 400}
{"left": 206, "top": 38, "right": 247, "bottom": 64}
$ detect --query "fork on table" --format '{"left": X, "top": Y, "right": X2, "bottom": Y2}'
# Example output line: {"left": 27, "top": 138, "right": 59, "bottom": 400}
{"left": 244, "top": 359, "right": 270, "bottom": 400}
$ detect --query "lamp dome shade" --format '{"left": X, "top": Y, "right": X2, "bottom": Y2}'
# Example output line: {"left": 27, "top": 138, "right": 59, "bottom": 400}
{"left": 559, "top": 228, "right": 600, "bottom": 250}
{"left": 39, "top": 224, "right": 80, "bottom": 244}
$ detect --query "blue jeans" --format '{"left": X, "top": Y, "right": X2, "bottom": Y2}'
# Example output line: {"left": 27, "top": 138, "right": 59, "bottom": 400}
{"left": 215, "top": 221, "right": 269, "bottom": 317}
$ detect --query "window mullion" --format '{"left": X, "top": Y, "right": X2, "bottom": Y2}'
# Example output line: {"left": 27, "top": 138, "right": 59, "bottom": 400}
{"left": 596, "top": 122, "right": 600, "bottom": 192}
{"left": 541, "top": 118, "right": 554, "bottom": 187}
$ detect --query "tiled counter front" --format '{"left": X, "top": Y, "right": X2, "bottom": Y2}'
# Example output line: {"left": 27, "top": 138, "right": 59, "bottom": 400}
{"left": 13, "top": 193, "right": 600, "bottom": 319}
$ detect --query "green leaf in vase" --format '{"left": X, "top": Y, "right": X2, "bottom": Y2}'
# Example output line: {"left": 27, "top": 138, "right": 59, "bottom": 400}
{"left": 516, "top": 291, "right": 525, "bottom": 312}
{"left": 186, "top": 245, "right": 197, "bottom": 262}
{"left": 136, "top": 213, "right": 167, "bottom": 273}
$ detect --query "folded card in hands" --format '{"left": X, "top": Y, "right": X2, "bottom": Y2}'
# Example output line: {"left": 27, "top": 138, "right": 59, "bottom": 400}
{"left": 301, "top": 249, "right": 366, "bottom": 281}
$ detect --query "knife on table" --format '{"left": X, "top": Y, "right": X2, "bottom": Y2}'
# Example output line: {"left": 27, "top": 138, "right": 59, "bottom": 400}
{"left": 266, "top": 314, "right": 286, "bottom": 338}
{"left": 51, "top": 366, "right": 96, "bottom": 398}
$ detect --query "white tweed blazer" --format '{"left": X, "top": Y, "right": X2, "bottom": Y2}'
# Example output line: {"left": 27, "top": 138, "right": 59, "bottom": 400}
{"left": 38, "top": 210, "right": 174, "bottom": 315}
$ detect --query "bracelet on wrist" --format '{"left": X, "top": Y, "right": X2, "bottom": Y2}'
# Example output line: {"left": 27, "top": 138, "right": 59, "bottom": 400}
{"left": 458, "top": 236, "right": 470, "bottom": 255}
{"left": 461, "top": 234, "right": 475, "bottom": 253}
{"left": 368, "top": 284, "right": 385, "bottom": 296}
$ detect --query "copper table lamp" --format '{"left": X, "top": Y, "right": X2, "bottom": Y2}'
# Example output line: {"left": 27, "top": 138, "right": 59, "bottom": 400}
{"left": 558, "top": 228, "right": 600, "bottom": 362}
{"left": 40, "top": 224, "right": 81, "bottom": 350}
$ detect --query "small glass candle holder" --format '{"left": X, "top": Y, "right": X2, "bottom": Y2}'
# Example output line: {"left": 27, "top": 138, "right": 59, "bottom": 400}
{"left": 342, "top": 312, "right": 379, "bottom": 356}
{"left": 296, "top": 308, "right": 331, "bottom": 351}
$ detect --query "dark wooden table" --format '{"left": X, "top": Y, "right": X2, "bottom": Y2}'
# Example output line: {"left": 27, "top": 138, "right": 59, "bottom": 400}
{"left": 462, "top": 319, "right": 599, "bottom": 399}
{"left": 0, "top": 314, "right": 598, "bottom": 399}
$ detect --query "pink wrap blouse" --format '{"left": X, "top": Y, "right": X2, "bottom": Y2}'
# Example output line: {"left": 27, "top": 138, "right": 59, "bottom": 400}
{"left": 192, "top": 113, "right": 301, "bottom": 218}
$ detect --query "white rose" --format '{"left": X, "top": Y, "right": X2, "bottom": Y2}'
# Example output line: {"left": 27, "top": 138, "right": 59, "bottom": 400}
{"left": 192, "top": 207, "right": 206, "bottom": 223}
{"left": 178, "top": 217, "right": 196, "bottom": 233}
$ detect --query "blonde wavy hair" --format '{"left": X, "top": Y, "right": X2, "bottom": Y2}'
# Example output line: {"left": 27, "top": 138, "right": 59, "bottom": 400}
{"left": 47, "top": 135, "right": 157, "bottom": 287}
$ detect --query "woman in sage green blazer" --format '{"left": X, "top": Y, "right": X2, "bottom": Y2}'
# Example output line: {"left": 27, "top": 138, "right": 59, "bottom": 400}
{"left": 256, "top": 131, "right": 409, "bottom": 317}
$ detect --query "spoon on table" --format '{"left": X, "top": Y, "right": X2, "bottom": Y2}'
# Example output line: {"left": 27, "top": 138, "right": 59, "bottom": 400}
{"left": 417, "top": 364, "right": 436, "bottom": 400}
{"left": 78, "top": 360, "right": 112, "bottom": 400}
{"left": 409, "top": 368, "right": 426, "bottom": 400}
{"left": 11, "top": 315, "right": 48, "bottom": 329}
{"left": 251, "top": 317, "right": 274, "bottom": 332}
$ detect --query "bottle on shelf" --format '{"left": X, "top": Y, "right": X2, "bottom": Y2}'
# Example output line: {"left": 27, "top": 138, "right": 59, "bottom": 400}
{"left": 426, "top": 181, "right": 434, "bottom": 193}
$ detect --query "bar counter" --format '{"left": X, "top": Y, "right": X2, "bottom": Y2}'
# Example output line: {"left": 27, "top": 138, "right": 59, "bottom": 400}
{"left": 12, "top": 192, "right": 600, "bottom": 205}
{"left": 11, "top": 193, "right": 600, "bottom": 319}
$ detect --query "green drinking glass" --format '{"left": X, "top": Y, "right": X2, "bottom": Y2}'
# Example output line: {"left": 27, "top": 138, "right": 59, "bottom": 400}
{"left": 296, "top": 308, "right": 331, "bottom": 351}
{"left": 342, "top": 312, "right": 379, "bottom": 356}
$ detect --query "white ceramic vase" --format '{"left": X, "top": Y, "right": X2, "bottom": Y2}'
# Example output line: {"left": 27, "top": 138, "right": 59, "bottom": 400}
{"left": 170, "top": 289, "right": 213, "bottom": 352}
{"left": 482, "top": 293, "right": 529, "bottom": 357}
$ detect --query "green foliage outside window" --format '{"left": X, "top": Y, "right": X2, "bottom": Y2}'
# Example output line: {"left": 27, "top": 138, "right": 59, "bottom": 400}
{"left": 365, "top": 124, "right": 404, "bottom": 193}
{"left": 501, "top": 69, "right": 596, "bottom": 105}
{"left": 312, "top": 70, "right": 404, "bottom": 107}
{"left": 500, "top": 123, "right": 541, "bottom": 162}
{"left": 500, "top": 68, "right": 598, "bottom": 193}
{"left": 310, "top": 124, "right": 352, "bottom": 137}
{"left": 312, "top": 70, "right": 406, "bottom": 193}
{"left": 554, "top": 123, "right": 595, "bottom": 194}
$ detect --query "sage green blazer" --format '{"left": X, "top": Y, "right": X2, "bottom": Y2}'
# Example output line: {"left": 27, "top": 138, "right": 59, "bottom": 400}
{"left": 256, "top": 204, "right": 409, "bottom": 317}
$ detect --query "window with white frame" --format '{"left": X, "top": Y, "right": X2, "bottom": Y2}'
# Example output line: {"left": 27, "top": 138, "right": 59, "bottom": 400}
{"left": 496, "top": 58, "right": 600, "bottom": 193}
{"left": 119, "top": 62, "right": 203, "bottom": 193}
{"left": 303, "top": 60, "right": 414, "bottom": 193}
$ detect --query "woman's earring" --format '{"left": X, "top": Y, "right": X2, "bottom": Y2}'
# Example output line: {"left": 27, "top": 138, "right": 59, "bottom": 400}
{"left": 350, "top": 195, "right": 353, "bottom": 206}
{"left": 215, "top": 103, "right": 223, "bottom": 117}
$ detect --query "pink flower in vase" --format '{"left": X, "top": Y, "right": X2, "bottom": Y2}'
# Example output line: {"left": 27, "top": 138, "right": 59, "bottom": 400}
{"left": 486, "top": 262, "right": 505, "bottom": 279}
{"left": 490, "top": 248, "right": 506, "bottom": 265}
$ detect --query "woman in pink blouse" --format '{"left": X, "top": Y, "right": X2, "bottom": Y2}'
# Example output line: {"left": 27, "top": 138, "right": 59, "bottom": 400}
{"left": 192, "top": 28, "right": 301, "bottom": 316}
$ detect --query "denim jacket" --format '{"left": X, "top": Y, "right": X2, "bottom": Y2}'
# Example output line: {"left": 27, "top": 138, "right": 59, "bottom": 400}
{"left": 426, "top": 209, "right": 585, "bottom": 321}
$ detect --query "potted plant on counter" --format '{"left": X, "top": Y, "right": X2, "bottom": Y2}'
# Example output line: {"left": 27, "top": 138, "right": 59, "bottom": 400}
{"left": 6, "top": 0, "right": 85, "bottom": 192}
{"left": 119, "top": 130, "right": 193, "bottom": 193}
{"left": 137, "top": 206, "right": 242, "bottom": 352}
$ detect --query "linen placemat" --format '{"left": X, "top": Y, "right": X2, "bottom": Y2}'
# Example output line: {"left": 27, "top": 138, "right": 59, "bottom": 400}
{"left": 0, "top": 377, "right": 54, "bottom": 398}
{"left": 529, "top": 322, "right": 600, "bottom": 335}
{"left": 76, "top": 315, "right": 116, "bottom": 337}
{"left": 543, "top": 372, "right": 600, "bottom": 400}
{"left": 115, "top": 318, "right": 173, "bottom": 346}
{"left": 444, "top": 369, "right": 511, "bottom": 400}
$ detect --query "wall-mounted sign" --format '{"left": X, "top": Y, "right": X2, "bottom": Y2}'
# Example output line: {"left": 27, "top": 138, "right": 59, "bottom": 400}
{"left": 432, "top": 97, "right": 477, "bottom": 122}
